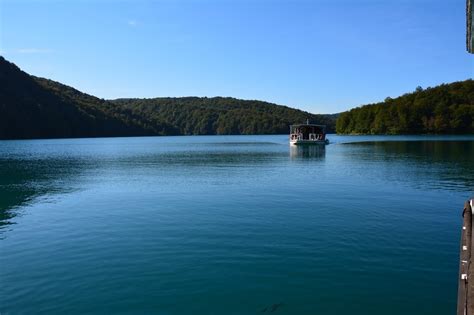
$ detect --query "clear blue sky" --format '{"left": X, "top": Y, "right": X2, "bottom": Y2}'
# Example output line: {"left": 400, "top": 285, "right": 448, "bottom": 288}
{"left": 1, "top": 0, "right": 473, "bottom": 113}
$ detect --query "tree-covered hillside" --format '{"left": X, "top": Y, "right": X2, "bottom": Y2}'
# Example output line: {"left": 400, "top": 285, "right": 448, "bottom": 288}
{"left": 0, "top": 56, "right": 335, "bottom": 140}
{"left": 336, "top": 80, "right": 474, "bottom": 134}
{"left": 0, "top": 57, "right": 162, "bottom": 139}
{"left": 4, "top": 54, "right": 470, "bottom": 139}
{"left": 112, "top": 97, "right": 336, "bottom": 135}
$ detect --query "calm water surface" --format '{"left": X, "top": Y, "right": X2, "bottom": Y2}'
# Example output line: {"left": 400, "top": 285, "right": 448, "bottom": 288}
{"left": 1, "top": 135, "right": 473, "bottom": 314}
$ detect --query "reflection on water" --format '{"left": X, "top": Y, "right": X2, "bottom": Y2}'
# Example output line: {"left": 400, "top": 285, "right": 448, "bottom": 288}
{"left": 290, "top": 144, "right": 326, "bottom": 159}
{"left": 0, "top": 135, "right": 473, "bottom": 315}
{"left": 0, "top": 157, "right": 85, "bottom": 231}
{"left": 1, "top": 138, "right": 472, "bottom": 231}
{"left": 343, "top": 141, "right": 474, "bottom": 192}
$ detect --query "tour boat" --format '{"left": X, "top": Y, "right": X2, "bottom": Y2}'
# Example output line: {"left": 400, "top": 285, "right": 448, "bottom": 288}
{"left": 290, "top": 120, "right": 329, "bottom": 145}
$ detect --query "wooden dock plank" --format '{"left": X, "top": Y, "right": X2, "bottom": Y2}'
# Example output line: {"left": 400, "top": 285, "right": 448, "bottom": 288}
{"left": 458, "top": 200, "right": 473, "bottom": 315}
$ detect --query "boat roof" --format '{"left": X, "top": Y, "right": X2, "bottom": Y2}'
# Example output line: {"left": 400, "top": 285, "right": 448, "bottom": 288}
{"left": 290, "top": 124, "right": 326, "bottom": 127}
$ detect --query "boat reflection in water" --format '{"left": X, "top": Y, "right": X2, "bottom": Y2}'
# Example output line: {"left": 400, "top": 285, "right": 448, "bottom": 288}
{"left": 290, "top": 144, "right": 326, "bottom": 159}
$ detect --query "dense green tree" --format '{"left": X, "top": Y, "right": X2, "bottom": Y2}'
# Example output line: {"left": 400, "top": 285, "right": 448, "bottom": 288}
{"left": 111, "top": 97, "right": 336, "bottom": 136}
{"left": 0, "top": 57, "right": 336, "bottom": 140}
{"left": 336, "top": 80, "right": 474, "bottom": 134}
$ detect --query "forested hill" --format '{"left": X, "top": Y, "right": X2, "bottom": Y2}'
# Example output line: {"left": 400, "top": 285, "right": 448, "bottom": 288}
{"left": 336, "top": 80, "right": 474, "bottom": 134}
{"left": 111, "top": 97, "right": 336, "bottom": 135}
{"left": 0, "top": 56, "right": 336, "bottom": 140}
{"left": 0, "top": 57, "right": 175, "bottom": 139}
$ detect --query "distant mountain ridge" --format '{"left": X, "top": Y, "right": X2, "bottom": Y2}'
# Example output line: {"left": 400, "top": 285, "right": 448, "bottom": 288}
{"left": 0, "top": 57, "right": 336, "bottom": 140}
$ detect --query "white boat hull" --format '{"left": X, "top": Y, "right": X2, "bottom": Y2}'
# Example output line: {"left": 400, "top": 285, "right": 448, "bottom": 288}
{"left": 290, "top": 139, "right": 329, "bottom": 145}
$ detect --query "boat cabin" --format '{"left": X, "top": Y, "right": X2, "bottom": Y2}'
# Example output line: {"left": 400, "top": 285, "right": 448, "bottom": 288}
{"left": 290, "top": 121, "right": 328, "bottom": 145}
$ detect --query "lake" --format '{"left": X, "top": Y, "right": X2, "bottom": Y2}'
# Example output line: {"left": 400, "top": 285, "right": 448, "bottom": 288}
{"left": 1, "top": 135, "right": 473, "bottom": 314}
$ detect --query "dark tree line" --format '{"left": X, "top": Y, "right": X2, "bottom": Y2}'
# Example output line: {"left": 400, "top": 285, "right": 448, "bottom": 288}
{"left": 336, "top": 80, "right": 474, "bottom": 134}
{"left": 0, "top": 56, "right": 335, "bottom": 140}
{"left": 0, "top": 57, "right": 156, "bottom": 139}
{"left": 112, "top": 97, "right": 336, "bottom": 136}
{"left": 3, "top": 55, "right": 470, "bottom": 140}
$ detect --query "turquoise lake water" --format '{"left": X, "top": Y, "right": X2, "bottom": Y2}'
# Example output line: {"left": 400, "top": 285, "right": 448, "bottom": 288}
{"left": 1, "top": 135, "right": 473, "bottom": 314}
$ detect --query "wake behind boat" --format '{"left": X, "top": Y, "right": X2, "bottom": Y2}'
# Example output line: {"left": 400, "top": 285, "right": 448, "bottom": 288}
{"left": 289, "top": 120, "right": 329, "bottom": 145}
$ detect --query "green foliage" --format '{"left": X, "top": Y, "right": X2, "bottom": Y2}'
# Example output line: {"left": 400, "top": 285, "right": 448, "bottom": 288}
{"left": 0, "top": 57, "right": 336, "bottom": 140}
{"left": 0, "top": 57, "right": 162, "bottom": 139}
{"left": 336, "top": 80, "right": 474, "bottom": 134}
{"left": 111, "top": 97, "right": 336, "bottom": 136}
